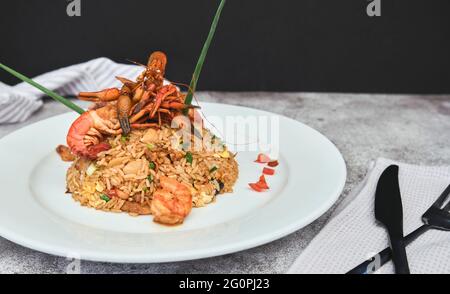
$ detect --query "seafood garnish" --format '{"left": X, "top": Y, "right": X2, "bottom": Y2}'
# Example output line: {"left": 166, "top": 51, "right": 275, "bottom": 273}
{"left": 66, "top": 104, "right": 120, "bottom": 159}
{"left": 77, "top": 52, "right": 169, "bottom": 136}
{"left": 67, "top": 51, "right": 196, "bottom": 159}
{"left": 151, "top": 176, "right": 193, "bottom": 225}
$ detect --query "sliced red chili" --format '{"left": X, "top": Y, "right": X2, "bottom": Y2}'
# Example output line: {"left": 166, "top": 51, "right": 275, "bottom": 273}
{"left": 256, "top": 175, "right": 269, "bottom": 189}
{"left": 263, "top": 167, "right": 275, "bottom": 175}
{"left": 106, "top": 189, "right": 118, "bottom": 198}
{"left": 267, "top": 160, "right": 279, "bottom": 167}
{"left": 249, "top": 183, "right": 265, "bottom": 192}
{"left": 255, "top": 153, "right": 271, "bottom": 163}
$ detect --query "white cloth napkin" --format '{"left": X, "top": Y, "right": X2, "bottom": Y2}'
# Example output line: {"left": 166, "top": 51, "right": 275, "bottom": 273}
{"left": 0, "top": 58, "right": 142, "bottom": 123}
{"left": 288, "top": 158, "right": 450, "bottom": 274}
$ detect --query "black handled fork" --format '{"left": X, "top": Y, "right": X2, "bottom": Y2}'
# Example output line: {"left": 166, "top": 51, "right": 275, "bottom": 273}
{"left": 347, "top": 183, "right": 450, "bottom": 274}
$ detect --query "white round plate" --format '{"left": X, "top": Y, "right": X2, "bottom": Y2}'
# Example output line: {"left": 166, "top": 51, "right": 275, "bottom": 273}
{"left": 0, "top": 102, "right": 346, "bottom": 263}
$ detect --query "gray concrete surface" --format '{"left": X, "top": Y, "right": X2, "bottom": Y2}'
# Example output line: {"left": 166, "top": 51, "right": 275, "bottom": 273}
{"left": 0, "top": 92, "right": 449, "bottom": 273}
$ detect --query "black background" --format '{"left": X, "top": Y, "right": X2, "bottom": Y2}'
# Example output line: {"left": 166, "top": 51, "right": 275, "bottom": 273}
{"left": 1, "top": 0, "right": 449, "bottom": 93}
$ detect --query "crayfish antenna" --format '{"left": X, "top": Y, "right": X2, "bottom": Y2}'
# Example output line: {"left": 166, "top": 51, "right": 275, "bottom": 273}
{"left": 126, "top": 59, "right": 146, "bottom": 68}
{"left": 116, "top": 76, "right": 135, "bottom": 87}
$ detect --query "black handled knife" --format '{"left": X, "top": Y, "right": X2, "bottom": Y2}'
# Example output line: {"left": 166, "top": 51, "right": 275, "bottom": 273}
{"left": 374, "top": 165, "right": 410, "bottom": 274}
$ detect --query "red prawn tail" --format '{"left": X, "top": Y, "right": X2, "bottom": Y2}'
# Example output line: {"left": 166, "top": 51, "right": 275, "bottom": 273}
{"left": 85, "top": 142, "right": 111, "bottom": 159}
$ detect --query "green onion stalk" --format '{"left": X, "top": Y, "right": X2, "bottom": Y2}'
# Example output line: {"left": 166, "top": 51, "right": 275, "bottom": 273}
{"left": 184, "top": 0, "right": 226, "bottom": 112}
{"left": 0, "top": 63, "right": 85, "bottom": 114}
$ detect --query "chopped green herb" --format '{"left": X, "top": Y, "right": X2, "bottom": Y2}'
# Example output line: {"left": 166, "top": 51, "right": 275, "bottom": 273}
{"left": 121, "top": 135, "right": 128, "bottom": 143}
{"left": 149, "top": 162, "right": 156, "bottom": 170}
{"left": 147, "top": 175, "right": 153, "bottom": 183}
{"left": 209, "top": 166, "right": 218, "bottom": 173}
{"left": 146, "top": 143, "right": 155, "bottom": 150}
{"left": 185, "top": 152, "right": 193, "bottom": 164}
{"left": 100, "top": 194, "right": 110, "bottom": 202}
{"left": 142, "top": 187, "right": 148, "bottom": 192}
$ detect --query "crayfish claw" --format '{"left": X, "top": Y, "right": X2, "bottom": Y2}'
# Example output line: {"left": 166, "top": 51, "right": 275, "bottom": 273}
{"left": 78, "top": 88, "right": 120, "bottom": 102}
{"left": 131, "top": 100, "right": 146, "bottom": 115}
{"left": 119, "top": 116, "right": 131, "bottom": 136}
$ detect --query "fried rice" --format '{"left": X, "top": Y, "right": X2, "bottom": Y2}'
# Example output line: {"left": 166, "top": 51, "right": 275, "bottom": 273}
{"left": 66, "top": 125, "right": 239, "bottom": 216}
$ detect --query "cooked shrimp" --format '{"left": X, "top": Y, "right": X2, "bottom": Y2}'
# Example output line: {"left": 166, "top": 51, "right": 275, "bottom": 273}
{"left": 66, "top": 104, "right": 120, "bottom": 159}
{"left": 151, "top": 176, "right": 192, "bottom": 225}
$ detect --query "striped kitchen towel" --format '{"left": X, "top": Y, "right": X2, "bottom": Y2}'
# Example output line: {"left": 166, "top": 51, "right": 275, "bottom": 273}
{"left": 0, "top": 58, "right": 142, "bottom": 123}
